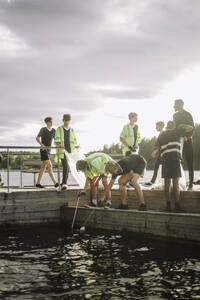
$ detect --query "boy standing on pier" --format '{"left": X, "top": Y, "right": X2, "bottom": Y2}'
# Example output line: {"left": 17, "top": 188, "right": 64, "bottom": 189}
{"left": 36, "top": 117, "right": 58, "bottom": 188}
{"left": 76, "top": 152, "right": 113, "bottom": 208}
{"left": 173, "top": 99, "right": 194, "bottom": 190}
{"left": 120, "top": 112, "right": 141, "bottom": 156}
{"left": 54, "top": 114, "right": 79, "bottom": 190}
{"left": 144, "top": 121, "right": 165, "bottom": 186}
{"left": 105, "top": 152, "right": 147, "bottom": 210}
{"left": 152, "top": 121, "right": 193, "bottom": 212}
{"left": 0, "top": 153, "right": 4, "bottom": 187}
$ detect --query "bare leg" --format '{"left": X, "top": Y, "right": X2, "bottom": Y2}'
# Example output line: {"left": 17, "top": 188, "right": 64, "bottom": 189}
{"left": 172, "top": 178, "right": 180, "bottom": 203}
{"left": 130, "top": 174, "right": 145, "bottom": 204}
{"left": 164, "top": 178, "right": 171, "bottom": 203}
{"left": 46, "top": 160, "right": 57, "bottom": 185}
{"left": 118, "top": 171, "right": 133, "bottom": 205}
{"left": 36, "top": 161, "right": 47, "bottom": 184}
{"left": 101, "top": 176, "right": 111, "bottom": 201}
{"left": 90, "top": 177, "right": 98, "bottom": 200}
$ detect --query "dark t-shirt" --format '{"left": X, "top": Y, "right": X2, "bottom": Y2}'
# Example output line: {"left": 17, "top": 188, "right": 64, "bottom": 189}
{"left": 37, "top": 127, "right": 55, "bottom": 147}
{"left": 112, "top": 154, "right": 146, "bottom": 180}
{"left": 173, "top": 110, "right": 194, "bottom": 138}
{"left": 64, "top": 128, "right": 71, "bottom": 153}
{"left": 156, "top": 128, "right": 185, "bottom": 162}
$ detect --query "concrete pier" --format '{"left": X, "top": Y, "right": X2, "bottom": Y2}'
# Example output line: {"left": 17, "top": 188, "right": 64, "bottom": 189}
{"left": 0, "top": 187, "right": 200, "bottom": 243}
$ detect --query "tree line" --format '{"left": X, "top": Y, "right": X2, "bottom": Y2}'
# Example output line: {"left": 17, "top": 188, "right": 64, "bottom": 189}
{"left": 0, "top": 124, "right": 200, "bottom": 170}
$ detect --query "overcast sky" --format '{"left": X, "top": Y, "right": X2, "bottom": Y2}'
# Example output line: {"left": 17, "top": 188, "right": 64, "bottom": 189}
{"left": 0, "top": 0, "right": 200, "bottom": 153}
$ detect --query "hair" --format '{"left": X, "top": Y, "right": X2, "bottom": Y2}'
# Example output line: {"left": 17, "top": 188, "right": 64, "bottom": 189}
{"left": 105, "top": 160, "right": 118, "bottom": 174}
{"left": 44, "top": 117, "right": 52, "bottom": 123}
{"left": 128, "top": 112, "right": 138, "bottom": 120}
{"left": 156, "top": 121, "right": 165, "bottom": 128}
{"left": 174, "top": 99, "right": 184, "bottom": 105}
{"left": 166, "top": 120, "right": 176, "bottom": 130}
{"left": 76, "top": 160, "right": 87, "bottom": 171}
{"left": 63, "top": 114, "right": 71, "bottom": 122}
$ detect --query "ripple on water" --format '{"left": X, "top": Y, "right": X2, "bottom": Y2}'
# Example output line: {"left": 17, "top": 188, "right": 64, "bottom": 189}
{"left": 0, "top": 227, "right": 199, "bottom": 300}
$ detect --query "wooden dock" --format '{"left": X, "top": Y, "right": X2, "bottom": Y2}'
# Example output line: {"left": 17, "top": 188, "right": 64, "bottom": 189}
{"left": 0, "top": 186, "right": 200, "bottom": 243}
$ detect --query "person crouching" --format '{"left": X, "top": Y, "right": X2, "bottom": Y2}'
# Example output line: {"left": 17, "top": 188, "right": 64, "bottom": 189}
{"left": 76, "top": 152, "right": 113, "bottom": 208}
{"left": 105, "top": 152, "right": 147, "bottom": 210}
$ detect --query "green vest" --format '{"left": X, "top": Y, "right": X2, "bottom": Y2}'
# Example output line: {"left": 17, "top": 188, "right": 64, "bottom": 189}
{"left": 84, "top": 152, "right": 112, "bottom": 179}
{"left": 120, "top": 123, "right": 141, "bottom": 156}
{"left": 54, "top": 126, "right": 77, "bottom": 161}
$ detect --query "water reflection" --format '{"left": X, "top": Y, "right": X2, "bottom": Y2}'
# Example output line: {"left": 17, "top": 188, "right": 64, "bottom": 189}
{"left": 0, "top": 226, "right": 199, "bottom": 299}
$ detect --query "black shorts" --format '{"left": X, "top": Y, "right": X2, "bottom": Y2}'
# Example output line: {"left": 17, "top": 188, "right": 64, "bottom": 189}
{"left": 162, "top": 160, "right": 181, "bottom": 179}
{"left": 132, "top": 159, "right": 146, "bottom": 177}
{"left": 40, "top": 149, "right": 50, "bottom": 161}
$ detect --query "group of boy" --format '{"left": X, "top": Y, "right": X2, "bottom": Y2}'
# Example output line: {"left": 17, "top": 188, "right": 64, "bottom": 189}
{"left": 35, "top": 98, "right": 195, "bottom": 213}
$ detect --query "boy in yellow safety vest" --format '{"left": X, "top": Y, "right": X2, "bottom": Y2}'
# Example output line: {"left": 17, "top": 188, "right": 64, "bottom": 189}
{"left": 54, "top": 114, "right": 79, "bottom": 190}
{"left": 76, "top": 152, "right": 113, "bottom": 208}
{"left": 120, "top": 112, "right": 141, "bottom": 156}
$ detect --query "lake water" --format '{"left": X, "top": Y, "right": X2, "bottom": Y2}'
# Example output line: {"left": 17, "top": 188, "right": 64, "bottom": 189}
{"left": 1, "top": 170, "right": 200, "bottom": 187}
{"left": 0, "top": 226, "right": 199, "bottom": 300}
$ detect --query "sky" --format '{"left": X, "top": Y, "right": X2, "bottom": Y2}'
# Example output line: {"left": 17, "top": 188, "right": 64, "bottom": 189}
{"left": 0, "top": 0, "right": 200, "bottom": 153}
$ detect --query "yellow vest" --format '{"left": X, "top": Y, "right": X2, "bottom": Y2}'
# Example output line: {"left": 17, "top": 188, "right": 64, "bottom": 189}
{"left": 120, "top": 123, "right": 141, "bottom": 156}
{"left": 85, "top": 152, "right": 112, "bottom": 179}
{"left": 54, "top": 126, "right": 77, "bottom": 161}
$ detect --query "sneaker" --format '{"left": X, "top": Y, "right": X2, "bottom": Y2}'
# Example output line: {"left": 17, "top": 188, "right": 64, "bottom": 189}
{"left": 117, "top": 203, "right": 128, "bottom": 210}
{"left": 193, "top": 180, "right": 200, "bottom": 185}
{"left": 36, "top": 183, "right": 44, "bottom": 188}
{"left": 61, "top": 184, "right": 67, "bottom": 190}
{"left": 138, "top": 203, "right": 147, "bottom": 211}
{"left": 174, "top": 202, "right": 185, "bottom": 213}
{"left": 89, "top": 201, "right": 97, "bottom": 207}
{"left": 144, "top": 182, "right": 153, "bottom": 186}
{"left": 165, "top": 201, "right": 171, "bottom": 212}
{"left": 187, "top": 185, "right": 193, "bottom": 191}
{"left": 104, "top": 201, "right": 112, "bottom": 209}
{"left": 54, "top": 183, "right": 59, "bottom": 188}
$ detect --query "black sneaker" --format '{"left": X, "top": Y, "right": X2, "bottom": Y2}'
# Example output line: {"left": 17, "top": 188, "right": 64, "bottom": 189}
{"left": 165, "top": 201, "right": 171, "bottom": 212}
{"left": 193, "top": 180, "right": 200, "bottom": 185}
{"left": 144, "top": 182, "right": 153, "bottom": 186}
{"left": 117, "top": 203, "right": 128, "bottom": 210}
{"left": 138, "top": 203, "right": 147, "bottom": 211}
{"left": 104, "top": 201, "right": 112, "bottom": 209}
{"left": 174, "top": 202, "right": 185, "bottom": 213}
{"left": 54, "top": 183, "right": 59, "bottom": 188}
{"left": 36, "top": 183, "right": 44, "bottom": 188}
{"left": 187, "top": 185, "right": 193, "bottom": 191}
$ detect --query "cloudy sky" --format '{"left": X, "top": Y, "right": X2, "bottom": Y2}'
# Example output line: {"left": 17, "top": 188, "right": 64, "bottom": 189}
{"left": 0, "top": 0, "right": 200, "bottom": 153}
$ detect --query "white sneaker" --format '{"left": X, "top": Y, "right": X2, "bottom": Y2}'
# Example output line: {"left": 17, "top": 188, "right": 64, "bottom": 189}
{"left": 61, "top": 184, "right": 67, "bottom": 190}
{"left": 105, "top": 201, "right": 112, "bottom": 209}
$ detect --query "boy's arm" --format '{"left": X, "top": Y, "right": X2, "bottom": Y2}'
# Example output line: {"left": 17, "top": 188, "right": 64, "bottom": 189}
{"left": 36, "top": 129, "right": 45, "bottom": 148}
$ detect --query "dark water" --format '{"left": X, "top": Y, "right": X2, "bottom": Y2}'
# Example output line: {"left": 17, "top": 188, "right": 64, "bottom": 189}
{"left": 0, "top": 226, "right": 200, "bottom": 300}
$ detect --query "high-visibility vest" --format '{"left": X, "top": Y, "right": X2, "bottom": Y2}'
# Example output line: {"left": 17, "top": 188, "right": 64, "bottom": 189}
{"left": 120, "top": 123, "right": 141, "bottom": 156}
{"left": 84, "top": 152, "right": 112, "bottom": 179}
{"left": 54, "top": 126, "right": 77, "bottom": 161}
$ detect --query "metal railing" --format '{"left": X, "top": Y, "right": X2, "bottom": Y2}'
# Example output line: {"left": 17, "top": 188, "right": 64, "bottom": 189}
{"left": 0, "top": 146, "right": 62, "bottom": 193}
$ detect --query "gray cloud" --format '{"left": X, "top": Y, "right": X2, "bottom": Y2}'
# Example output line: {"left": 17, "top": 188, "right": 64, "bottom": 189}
{"left": 1, "top": 0, "right": 200, "bottom": 144}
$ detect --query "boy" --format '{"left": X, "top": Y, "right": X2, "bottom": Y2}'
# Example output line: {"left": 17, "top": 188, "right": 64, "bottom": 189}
{"left": 173, "top": 99, "right": 194, "bottom": 190}
{"left": 76, "top": 152, "right": 113, "bottom": 208}
{"left": 105, "top": 152, "right": 147, "bottom": 210}
{"left": 54, "top": 114, "right": 79, "bottom": 190}
{"left": 36, "top": 117, "right": 58, "bottom": 188}
{"left": 152, "top": 121, "right": 193, "bottom": 212}
{"left": 0, "top": 153, "right": 4, "bottom": 187}
{"left": 120, "top": 112, "right": 141, "bottom": 156}
{"left": 144, "top": 121, "right": 165, "bottom": 186}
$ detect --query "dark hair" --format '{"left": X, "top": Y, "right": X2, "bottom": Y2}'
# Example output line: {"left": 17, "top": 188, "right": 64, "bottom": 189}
{"left": 156, "top": 121, "right": 165, "bottom": 127}
{"left": 44, "top": 117, "right": 52, "bottom": 123}
{"left": 63, "top": 114, "right": 71, "bottom": 121}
